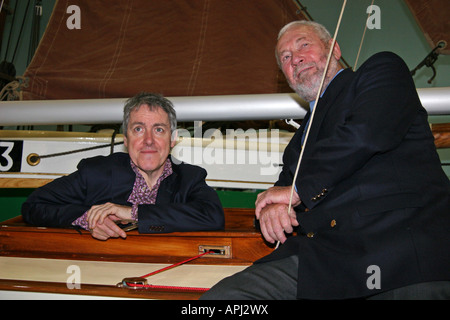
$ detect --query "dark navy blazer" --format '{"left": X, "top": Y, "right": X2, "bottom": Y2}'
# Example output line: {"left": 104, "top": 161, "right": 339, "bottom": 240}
{"left": 258, "top": 52, "right": 450, "bottom": 299}
{"left": 22, "top": 153, "right": 224, "bottom": 233}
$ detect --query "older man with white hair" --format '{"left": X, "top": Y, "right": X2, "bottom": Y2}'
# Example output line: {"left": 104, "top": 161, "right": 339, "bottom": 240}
{"left": 202, "top": 21, "right": 450, "bottom": 300}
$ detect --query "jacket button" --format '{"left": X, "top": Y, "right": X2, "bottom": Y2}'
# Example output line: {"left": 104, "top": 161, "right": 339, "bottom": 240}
{"left": 306, "top": 232, "right": 315, "bottom": 238}
{"left": 330, "top": 219, "right": 337, "bottom": 228}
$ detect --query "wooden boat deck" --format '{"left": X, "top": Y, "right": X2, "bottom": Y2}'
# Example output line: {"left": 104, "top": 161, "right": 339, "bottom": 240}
{"left": 0, "top": 208, "right": 272, "bottom": 299}
{"left": 0, "top": 208, "right": 272, "bottom": 265}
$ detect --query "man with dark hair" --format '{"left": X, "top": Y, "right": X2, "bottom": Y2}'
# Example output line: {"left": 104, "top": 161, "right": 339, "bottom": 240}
{"left": 22, "top": 92, "right": 224, "bottom": 240}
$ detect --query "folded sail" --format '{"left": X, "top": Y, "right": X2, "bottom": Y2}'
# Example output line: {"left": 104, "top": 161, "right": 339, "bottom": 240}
{"left": 23, "top": 0, "right": 302, "bottom": 100}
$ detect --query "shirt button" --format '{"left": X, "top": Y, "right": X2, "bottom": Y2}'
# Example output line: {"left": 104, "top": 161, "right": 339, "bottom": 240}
{"left": 306, "top": 232, "right": 315, "bottom": 238}
{"left": 330, "top": 219, "right": 337, "bottom": 228}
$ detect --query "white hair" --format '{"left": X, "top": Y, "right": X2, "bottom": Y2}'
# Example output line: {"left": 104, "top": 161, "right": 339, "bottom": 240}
{"left": 277, "top": 20, "right": 332, "bottom": 42}
{"left": 276, "top": 21, "right": 332, "bottom": 67}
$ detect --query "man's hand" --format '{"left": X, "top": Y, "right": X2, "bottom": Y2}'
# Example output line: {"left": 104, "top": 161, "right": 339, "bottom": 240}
{"left": 258, "top": 203, "right": 299, "bottom": 244}
{"left": 255, "top": 186, "right": 301, "bottom": 219}
{"left": 90, "top": 215, "right": 127, "bottom": 240}
{"left": 87, "top": 202, "right": 133, "bottom": 230}
{"left": 255, "top": 186, "right": 301, "bottom": 244}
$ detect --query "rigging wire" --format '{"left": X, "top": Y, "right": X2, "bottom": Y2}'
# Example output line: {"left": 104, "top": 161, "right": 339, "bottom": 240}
{"left": 3, "top": 0, "right": 18, "bottom": 61}
{"left": 11, "top": 0, "right": 31, "bottom": 64}
{"left": 354, "top": 0, "right": 375, "bottom": 70}
{"left": 28, "top": 0, "right": 42, "bottom": 65}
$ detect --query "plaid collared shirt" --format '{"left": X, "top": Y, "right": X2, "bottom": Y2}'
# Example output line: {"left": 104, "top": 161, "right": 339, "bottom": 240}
{"left": 72, "top": 158, "right": 173, "bottom": 229}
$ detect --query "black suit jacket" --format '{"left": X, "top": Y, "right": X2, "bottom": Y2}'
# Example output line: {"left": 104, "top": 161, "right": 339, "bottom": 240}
{"left": 22, "top": 153, "right": 224, "bottom": 233}
{"left": 259, "top": 52, "right": 450, "bottom": 299}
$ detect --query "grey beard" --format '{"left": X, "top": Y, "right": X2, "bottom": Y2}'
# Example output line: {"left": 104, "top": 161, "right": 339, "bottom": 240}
{"left": 290, "top": 77, "right": 322, "bottom": 102}
{"left": 290, "top": 59, "right": 339, "bottom": 102}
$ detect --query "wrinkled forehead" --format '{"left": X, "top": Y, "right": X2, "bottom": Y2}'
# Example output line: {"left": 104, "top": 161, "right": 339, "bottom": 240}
{"left": 277, "top": 25, "right": 318, "bottom": 50}
{"left": 130, "top": 104, "right": 169, "bottom": 123}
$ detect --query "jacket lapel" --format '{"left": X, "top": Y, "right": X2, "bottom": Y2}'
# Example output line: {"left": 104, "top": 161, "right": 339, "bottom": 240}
{"left": 155, "top": 159, "right": 178, "bottom": 204}
{"left": 303, "top": 68, "right": 354, "bottom": 150}
{"left": 111, "top": 154, "right": 135, "bottom": 205}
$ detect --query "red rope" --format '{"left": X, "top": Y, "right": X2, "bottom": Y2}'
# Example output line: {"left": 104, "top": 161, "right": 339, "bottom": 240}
{"left": 128, "top": 283, "right": 209, "bottom": 292}
{"left": 123, "top": 251, "right": 212, "bottom": 292}
{"left": 139, "top": 250, "right": 211, "bottom": 278}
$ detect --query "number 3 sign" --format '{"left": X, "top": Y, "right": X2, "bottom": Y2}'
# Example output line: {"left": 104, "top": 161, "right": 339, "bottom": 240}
{"left": 0, "top": 141, "right": 23, "bottom": 172}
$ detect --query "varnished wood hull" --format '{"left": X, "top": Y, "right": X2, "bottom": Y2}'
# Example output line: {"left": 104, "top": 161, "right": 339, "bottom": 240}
{"left": 0, "top": 209, "right": 273, "bottom": 265}
{"left": 0, "top": 208, "right": 273, "bottom": 299}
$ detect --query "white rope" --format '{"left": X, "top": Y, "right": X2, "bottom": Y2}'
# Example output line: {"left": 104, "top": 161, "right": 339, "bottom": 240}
{"left": 276, "top": 0, "right": 348, "bottom": 249}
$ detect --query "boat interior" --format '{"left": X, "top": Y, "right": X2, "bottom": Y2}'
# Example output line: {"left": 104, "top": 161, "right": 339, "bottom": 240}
{"left": 0, "top": 0, "right": 449, "bottom": 299}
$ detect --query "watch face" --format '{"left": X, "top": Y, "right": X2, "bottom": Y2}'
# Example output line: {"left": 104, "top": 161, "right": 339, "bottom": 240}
{"left": 115, "top": 219, "right": 138, "bottom": 231}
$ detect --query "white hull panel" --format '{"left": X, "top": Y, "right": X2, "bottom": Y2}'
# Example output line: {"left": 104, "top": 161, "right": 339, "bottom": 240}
{"left": 0, "top": 131, "right": 290, "bottom": 189}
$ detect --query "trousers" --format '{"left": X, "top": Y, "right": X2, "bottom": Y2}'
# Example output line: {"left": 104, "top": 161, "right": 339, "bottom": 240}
{"left": 200, "top": 255, "right": 450, "bottom": 300}
{"left": 200, "top": 255, "right": 299, "bottom": 300}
